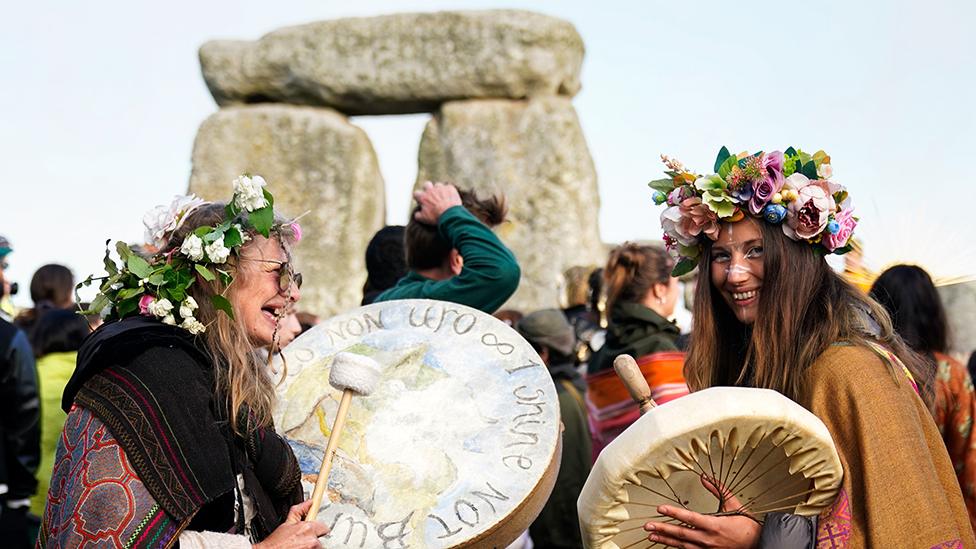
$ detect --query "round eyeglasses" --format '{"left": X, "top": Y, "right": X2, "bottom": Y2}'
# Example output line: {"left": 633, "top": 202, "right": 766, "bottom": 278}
{"left": 242, "top": 258, "right": 302, "bottom": 293}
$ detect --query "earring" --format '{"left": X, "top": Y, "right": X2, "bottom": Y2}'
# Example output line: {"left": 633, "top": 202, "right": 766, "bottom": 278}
{"left": 658, "top": 297, "right": 665, "bottom": 304}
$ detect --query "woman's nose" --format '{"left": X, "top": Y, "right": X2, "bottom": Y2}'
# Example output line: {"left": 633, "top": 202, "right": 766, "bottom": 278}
{"left": 284, "top": 280, "right": 301, "bottom": 302}
{"left": 727, "top": 260, "right": 751, "bottom": 283}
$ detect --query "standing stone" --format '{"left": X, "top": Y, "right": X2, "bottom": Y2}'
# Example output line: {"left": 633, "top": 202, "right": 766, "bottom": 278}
{"left": 417, "top": 96, "right": 604, "bottom": 312}
{"left": 188, "top": 104, "right": 385, "bottom": 318}
{"left": 938, "top": 281, "right": 976, "bottom": 359}
{"left": 199, "top": 10, "right": 583, "bottom": 115}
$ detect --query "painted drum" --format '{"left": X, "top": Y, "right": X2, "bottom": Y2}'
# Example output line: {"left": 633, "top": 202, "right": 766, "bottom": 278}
{"left": 274, "top": 299, "right": 561, "bottom": 548}
{"left": 578, "top": 387, "right": 843, "bottom": 549}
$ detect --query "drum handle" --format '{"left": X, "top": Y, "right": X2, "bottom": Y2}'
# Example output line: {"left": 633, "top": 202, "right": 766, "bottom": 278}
{"left": 613, "top": 354, "right": 657, "bottom": 415}
{"left": 305, "top": 389, "right": 353, "bottom": 522}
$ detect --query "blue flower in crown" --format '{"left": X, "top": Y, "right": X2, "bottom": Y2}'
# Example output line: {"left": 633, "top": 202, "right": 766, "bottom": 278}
{"left": 763, "top": 204, "right": 787, "bottom": 224}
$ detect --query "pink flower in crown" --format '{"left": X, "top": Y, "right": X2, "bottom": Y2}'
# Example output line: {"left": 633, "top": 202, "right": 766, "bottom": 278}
{"left": 288, "top": 222, "right": 303, "bottom": 243}
{"left": 661, "top": 207, "right": 696, "bottom": 247}
{"left": 762, "top": 151, "right": 785, "bottom": 185}
{"left": 823, "top": 208, "right": 857, "bottom": 251}
{"left": 138, "top": 294, "right": 156, "bottom": 316}
{"left": 782, "top": 174, "right": 835, "bottom": 240}
{"left": 674, "top": 197, "right": 720, "bottom": 241}
{"left": 666, "top": 185, "right": 696, "bottom": 207}
{"left": 749, "top": 151, "right": 786, "bottom": 215}
{"left": 662, "top": 233, "right": 682, "bottom": 261}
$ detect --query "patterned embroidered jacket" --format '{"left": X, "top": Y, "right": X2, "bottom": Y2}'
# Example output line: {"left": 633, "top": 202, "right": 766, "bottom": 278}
{"left": 37, "top": 317, "right": 302, "bottom": 548}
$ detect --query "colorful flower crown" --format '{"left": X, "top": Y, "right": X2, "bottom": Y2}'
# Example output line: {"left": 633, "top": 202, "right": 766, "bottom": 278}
{"left": 650, "top": 146, "right": 857, "bottom": 276}
{"left": 79, "top": 175, "right": 300, "bottom": 334}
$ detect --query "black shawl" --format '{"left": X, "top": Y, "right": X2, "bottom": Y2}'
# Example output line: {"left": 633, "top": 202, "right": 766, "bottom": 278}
{"left": 64, "top": 316, "right": 301, "bottom": 539}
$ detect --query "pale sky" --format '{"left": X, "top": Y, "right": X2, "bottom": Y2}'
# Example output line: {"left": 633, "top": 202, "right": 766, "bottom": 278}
{"left": 3, "top": 0, "right": 974, "bottom": 306}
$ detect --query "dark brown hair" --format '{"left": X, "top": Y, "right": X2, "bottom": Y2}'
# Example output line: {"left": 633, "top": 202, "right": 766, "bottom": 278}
{"left": 405, "top": 188, "right": 507, "bottom": 270}
{"left": 30, "top": 264, "right": 75, "bottom": 307}
{"left": 603, "top": 243, "right": 673, "bottom": 312}
{"left": 362, "top": 225, "right": 406, "bottom": 305}
{"left": 869, "top": 265, "right": 948, "bottom": 356}
{"left": 684, "top": 218, "right": 934, "bottom": 406}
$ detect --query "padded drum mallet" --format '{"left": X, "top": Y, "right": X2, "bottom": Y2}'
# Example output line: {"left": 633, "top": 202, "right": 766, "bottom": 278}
{"left": 305, "top": 352, "right": 381, "bottom": 522}
{"left": 613, "top": 354, "right": 657, "bottom": 415}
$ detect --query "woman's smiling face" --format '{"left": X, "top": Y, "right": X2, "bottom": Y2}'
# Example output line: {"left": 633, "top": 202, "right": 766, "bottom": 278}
{"left": 709, "top": 218, "right": 764, "bottom": 325}
{"left": 232, "top": 236, "right": 301, "bottom": 348}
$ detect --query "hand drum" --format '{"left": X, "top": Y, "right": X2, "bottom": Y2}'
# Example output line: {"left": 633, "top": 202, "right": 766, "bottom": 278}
{"left": 274, "top": 299, "right": 561, "bottom": 548}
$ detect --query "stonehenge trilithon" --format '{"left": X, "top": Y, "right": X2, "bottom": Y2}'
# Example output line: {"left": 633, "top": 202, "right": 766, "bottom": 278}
{"left": 188, "top": 105, "right": 385, "bottom": 318}
{"left": 189, "top": 10, "right": 603, "bottom": 316}
{"left": 199, "top": 10, "right": 584, "bottom": 115}
{"left": 417, "top": 97, "right": 605, "bottom": 312}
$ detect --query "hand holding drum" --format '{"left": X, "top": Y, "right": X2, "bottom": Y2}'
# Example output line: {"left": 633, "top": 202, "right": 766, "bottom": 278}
{"left": 613, "top": 354, "right": 657, "bottom": 415}
{"left": 304, "top": 352, "right": 381, "bottom": 522}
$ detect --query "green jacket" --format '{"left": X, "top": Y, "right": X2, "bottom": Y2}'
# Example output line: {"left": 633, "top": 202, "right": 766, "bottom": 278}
{"left": 587, "top": 301, "right": 679, "bottom": 374}
{"left": 530, "top": 362, "right": 591, "bottom": 548}
{"left": 374, "top": 206, "right": 520, "bottom": 313}
{"left": 31, "top": 351, "right": 76, "bottom": 516}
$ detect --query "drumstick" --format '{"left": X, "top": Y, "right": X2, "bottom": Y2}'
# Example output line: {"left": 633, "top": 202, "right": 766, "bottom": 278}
{"left": 613, "top": 354, "right": 657, "bottom": 415}
{"left": 305, "top": 352, "right": 381, "bottom": 522}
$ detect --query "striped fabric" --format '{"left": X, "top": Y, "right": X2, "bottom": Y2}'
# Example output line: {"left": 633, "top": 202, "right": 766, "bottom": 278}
{"left": 585, "top": 351, "right": 688, "bottom": 459}
{"left": 37, "top": 405, "right": 186, "bottom": 548}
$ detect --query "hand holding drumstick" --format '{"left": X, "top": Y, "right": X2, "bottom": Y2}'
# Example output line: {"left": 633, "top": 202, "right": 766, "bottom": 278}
{"left": 304, "top": 352, "right": 381, "bottom": 522}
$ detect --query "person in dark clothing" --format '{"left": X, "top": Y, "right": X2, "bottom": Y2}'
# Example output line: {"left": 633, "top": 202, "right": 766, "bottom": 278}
{"left": 587, "top": 243, "right": 682, "bottom": 375}
{"left": 561, "top": 266, "right": 602, "bottom": 369}
{"left": 14, "top": 264, "right": 75, "bottom": 344}
{"left": 516, "top": 309, "right": 591, "bottom": 549}
{"left": 0, "top": 235, "right": 18, "bottom": 320}
{"left": 375, "top": 182, "right": 520, "bottom": 313}
{"left": 0, "top": 313, "right": 40, "bottom": 548}
{"left": 970, "top": 351, "right": 976, "bottom": 391}
{"left": 361, "top": 225, "right": 407, "bottom": 305}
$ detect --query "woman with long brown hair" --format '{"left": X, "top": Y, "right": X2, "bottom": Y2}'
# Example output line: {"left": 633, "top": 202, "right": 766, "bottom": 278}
{"left": 587, "top": 243, "right": 681, "bottom": 376}
{"left": 641, "top": 148, "right": 972, "bottom": 547}
{"left": 38, "top": 178, "right": 328, "bottom": 548}
{"left": 871, "top": 264, "right": 976, "bottom": 531}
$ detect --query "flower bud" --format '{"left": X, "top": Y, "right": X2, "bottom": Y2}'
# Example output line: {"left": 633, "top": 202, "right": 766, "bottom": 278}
{"left": 763, "top": 203, "right": 787, "bottom": 224}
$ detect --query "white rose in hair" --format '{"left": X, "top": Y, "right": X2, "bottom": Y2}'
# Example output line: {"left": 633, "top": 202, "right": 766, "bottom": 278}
{"left": 180, "top": 297, "right": 198, "bottom": 318}
{"left": 233, "top": 224, "right": 251, "bottom": 243}
{"left": 180, "top": 317, "right": 206, "bottom": 335}
{"left": 232, "top": 175, "right": 268, "bottom": 212}
{"left": 161, "top": 314, "right": 176, "bottom": 326}
{"left": 205, "top": 237, "right": 231, "bottom": 264}
{"left": 143, "top": 194, "right": 207, "bottom": 248}
{"left": 180, "top": 234, "right": 205, "bottom": 261}
{"left": 148, "top": 298, "right": 174, "bottom": 318}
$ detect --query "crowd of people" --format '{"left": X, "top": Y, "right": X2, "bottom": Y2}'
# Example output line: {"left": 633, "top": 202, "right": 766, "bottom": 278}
{"left": 2, "top": 147, "right": 975, "bottom": 548}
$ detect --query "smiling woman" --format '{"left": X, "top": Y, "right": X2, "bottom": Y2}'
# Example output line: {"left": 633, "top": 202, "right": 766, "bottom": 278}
{"left": 236, "top": 246, "right": 302, "bottom": 349}
{"left": 627, "top": 147, "right": 976, "bottom": 547}
{"left": 708, "top": 218, "right": 764, "bottom": 325}
{"left": 37, "top": 178, "right": 328, "bottom": 548}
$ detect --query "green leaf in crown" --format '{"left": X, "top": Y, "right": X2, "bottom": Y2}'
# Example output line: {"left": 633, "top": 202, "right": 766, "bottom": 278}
{"left": 77, "top": 174, "right": 301, "bottom": 335}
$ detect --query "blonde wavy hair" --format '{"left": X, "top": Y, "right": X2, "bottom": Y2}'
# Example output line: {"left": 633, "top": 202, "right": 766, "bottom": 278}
{"left": 165, "top": 202, "right": 298, "bottom": 434}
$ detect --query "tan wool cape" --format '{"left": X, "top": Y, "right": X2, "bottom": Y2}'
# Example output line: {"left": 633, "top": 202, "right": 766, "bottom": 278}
{"left": 802, "top": 344, "right": 974, "bottom": 547}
